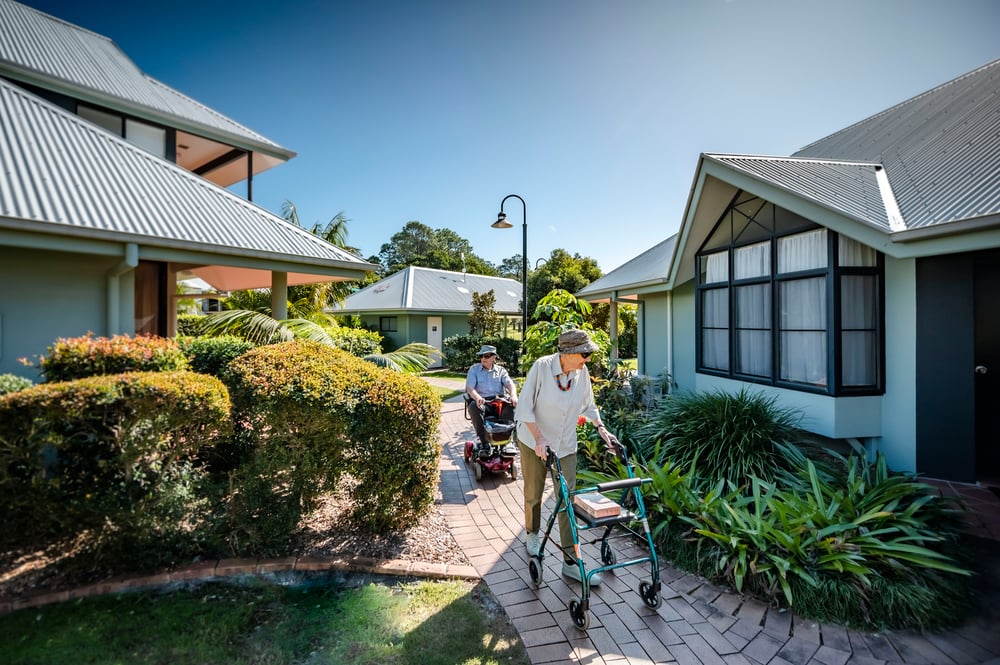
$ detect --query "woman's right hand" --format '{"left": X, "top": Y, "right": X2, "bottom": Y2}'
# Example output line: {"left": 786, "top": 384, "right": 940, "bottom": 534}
{"left": 533, "top": 439, "right": 546, "bottom": 459}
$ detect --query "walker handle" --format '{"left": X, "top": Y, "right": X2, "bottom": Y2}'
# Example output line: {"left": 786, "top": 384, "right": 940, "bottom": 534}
{"left": 595, "top": 477, "right": 646, "bottom": 492}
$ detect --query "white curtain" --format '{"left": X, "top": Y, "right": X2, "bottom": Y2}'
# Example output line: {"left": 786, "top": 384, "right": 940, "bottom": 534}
{"left": 704, "top": 251, "right": 728, "bottom": 283}
{"left": 841, "top": 275, "right": 877, "bottom": 385}
{"left": 839, "top": 235, "right": 877, "bottom": 267}
{"left": 778, "top": 229, "right": 827, "bottom": 273}
{"left": 780, "top": 277, "right": 827, "bottom": 386}
{"left": 735, "top": 241, "right": 770, "bottom": 279}
{"left": 736, "top": 283, "right": 771, "bottom": 376}
{"left": 701, "top": 289, "right": 729, "bottom": 370}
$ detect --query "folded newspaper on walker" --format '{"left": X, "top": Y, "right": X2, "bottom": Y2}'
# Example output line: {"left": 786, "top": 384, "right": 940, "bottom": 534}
{"left": 573, "top": 492, "right": 621, "bottom": 519}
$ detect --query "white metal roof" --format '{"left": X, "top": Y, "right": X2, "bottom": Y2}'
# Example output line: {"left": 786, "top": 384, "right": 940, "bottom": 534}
{"left": 576, "top": 235, "right": 676, "bottom": 301}
{"left": 338, "top": 266, "right": 522, "bottom": 314}
{"left": 0, "top": 0, "right": 293, "bottom": 160}
{"left": 0, "top": 77, "right": 374, "bottom": 289}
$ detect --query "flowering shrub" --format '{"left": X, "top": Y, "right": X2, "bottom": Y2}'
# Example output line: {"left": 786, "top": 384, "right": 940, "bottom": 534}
{"left": 37, "top": 333, "right": 189, "bottom": 382}
{"left": 0, "top": 373, "right": 32, "bottom": 395}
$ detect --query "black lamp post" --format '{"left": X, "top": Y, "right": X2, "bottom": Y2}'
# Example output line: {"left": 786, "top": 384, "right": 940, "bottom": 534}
{"left": 491, "top": 194, "right": 527, "bottom": 356}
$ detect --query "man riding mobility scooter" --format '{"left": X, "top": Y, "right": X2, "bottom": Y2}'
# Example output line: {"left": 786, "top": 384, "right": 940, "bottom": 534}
{"left": 464, "top": 344, "right": 518, "bottom": 482}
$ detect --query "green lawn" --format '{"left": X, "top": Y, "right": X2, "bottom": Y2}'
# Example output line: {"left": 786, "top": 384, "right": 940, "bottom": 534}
{"left": 0, "top": 576, "right": 529, "bottom": 665}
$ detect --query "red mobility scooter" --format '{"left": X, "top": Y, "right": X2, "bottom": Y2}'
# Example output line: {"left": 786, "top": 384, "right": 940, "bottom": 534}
{"left": 463, "top": 395, "right": 518, "bottom": 482}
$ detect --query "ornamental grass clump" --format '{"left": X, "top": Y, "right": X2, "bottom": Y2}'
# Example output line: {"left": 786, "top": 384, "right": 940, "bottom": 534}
{"left": 635, "top": 387, "right": 803, "bottom": 485}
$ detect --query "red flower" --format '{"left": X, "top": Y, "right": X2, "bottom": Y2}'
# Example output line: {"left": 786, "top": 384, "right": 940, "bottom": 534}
{"left": 577, "top": 416, "right": 587, "bottom": 427}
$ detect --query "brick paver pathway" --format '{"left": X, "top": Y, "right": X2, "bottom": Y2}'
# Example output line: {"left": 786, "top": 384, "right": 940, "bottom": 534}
{"left": 435, "top": 389, "right": 1000, "bottom": 665}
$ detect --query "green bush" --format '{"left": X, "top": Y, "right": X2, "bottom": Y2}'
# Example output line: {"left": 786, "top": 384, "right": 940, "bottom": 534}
{"left": 177, "top": 314, "right": 204, "bottom": 336}
{"left": 585, "top": 450, "right": 971, "bottom": 631}
{"left": 326, "top": 325, "right": 383, "bottom": 357}
{"left": 443, "top": 334, "right": 519, "bottom": 372}
{"left": 177, "top": 334, "right": 256, "bottom": 378}
{"left": 0, "top": 373, "right": 32, "bottom": 395}
{"left": 0, "top": 371, "right": 231, "bottom": 546}
{"left": 37, "top": 333, "right": 189, "bottom": 382}
{"left": 222, "top": 341, "right": 440, "bottom": 553}
{"left": 634, "top": 387, "right": 803, "bottom": 484}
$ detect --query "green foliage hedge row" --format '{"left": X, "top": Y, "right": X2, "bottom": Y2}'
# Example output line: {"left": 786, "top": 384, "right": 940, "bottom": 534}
{"left": 38, "top": 333, "right": 189, "bottom": 382}
{"left": 0, "top": 371, "right": 231, "bottom": 547}
{"left": 177, "top": 334, "right": 256, "bottom": 378}
{"left": 223, "top": 341, "right": 441, "bottom": 551}
{"left": 0, "top": 373, "right": 32, "bottom": 395}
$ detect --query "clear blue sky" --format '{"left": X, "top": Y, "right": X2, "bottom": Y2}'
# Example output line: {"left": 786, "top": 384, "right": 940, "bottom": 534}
{"left": 20, "top": 0, "right": 1000, "bottom": 273}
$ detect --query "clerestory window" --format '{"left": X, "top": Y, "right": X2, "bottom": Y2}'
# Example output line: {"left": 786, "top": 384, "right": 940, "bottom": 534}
{"left": 696, "top": 192, "right": 884, "bottom": 395}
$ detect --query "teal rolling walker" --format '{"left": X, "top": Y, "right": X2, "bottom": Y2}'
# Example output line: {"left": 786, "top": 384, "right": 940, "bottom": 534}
{"left": 528, "top": 441, "right": 661, "bottom": 631}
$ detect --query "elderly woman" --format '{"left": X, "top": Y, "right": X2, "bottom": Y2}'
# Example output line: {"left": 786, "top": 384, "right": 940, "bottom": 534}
{"left": 514, "top": 328, "right": 618, "bottom": 585}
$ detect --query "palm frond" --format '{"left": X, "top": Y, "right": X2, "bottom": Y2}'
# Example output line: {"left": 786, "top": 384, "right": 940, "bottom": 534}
{"left": 199, "top": 310, "right": 293, "bottom": 345}
{"left": 363, "top": 342, "right": 442, "bottom": 373}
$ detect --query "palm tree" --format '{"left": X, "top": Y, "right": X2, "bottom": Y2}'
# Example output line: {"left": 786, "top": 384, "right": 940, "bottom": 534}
{"left": 281, "top": 201, "right": 363, "bottom": 310}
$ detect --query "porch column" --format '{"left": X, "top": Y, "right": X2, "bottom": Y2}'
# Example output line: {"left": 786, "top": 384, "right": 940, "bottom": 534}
{"left": 271, "top": 271, "right": 288, "bottom": 320}
{"left": 609, "top": 290, "right": 620, "bottom": 364}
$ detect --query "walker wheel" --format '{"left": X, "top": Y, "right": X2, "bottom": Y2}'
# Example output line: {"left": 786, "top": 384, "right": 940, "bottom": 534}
{"left": 509, "top": 462, "right": 518, "bottom": 480}
{"left": 528, "top": 557, "right": 542, "bottom": 586}
{"left": 569, "top": 599, "right": 590, "bottom": 630}
{"left": 474, "top": 461, "right": 483, "bottom": 481}
{"left": 600, "top": 541, "right": 616, "bottom": 566}
{"left": 639, "top": 581, "right": 661, "bottom": 608}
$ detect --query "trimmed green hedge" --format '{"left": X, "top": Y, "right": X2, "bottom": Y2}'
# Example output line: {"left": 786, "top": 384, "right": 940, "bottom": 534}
{"left": 38, "top": 333, "right": 189, "bottom": 382}
{"left": 223, "top": 341, "right": 440, "bottom": 553}
{"left": 0, "top": 371, "right": 231, "bottom": 545}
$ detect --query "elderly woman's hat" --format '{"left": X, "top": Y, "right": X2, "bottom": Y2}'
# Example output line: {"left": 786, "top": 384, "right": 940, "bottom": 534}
{"left": 557, "top": 329, "right": 599, "bottom": 355}
{"left": 476, "top": 344, "right": 498, "bottom": 356}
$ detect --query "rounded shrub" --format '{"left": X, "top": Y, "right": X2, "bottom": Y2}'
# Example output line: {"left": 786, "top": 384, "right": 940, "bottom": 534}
{"left": 222, "top": 341, "right": 440, "bottom": 553}
{"left": 38, "top": 333, "right": 189, "bottom": 382}
{"left": 0, "top": 373, "right": 33, "bottom": 395}
{"left": 177, "top": 334, "right": 255, "bottom": 378}
{"left": 0, "top": 371, "right": 231, "bottom": 544}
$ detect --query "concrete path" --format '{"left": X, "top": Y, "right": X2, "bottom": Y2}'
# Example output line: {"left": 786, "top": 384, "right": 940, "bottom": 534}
{"left": 434, "top": 385, "right": 1000, "bottom": 665}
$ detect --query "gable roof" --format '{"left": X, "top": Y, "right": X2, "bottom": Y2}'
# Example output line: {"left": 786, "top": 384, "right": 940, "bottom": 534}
{"left": 0, "top": 77, "right": 374, "bottom": 290}
{"left": 339, "top": 267, "right": 522, "bottom": 315}
{"left": 576, "top": 235, "right": 676, "bottom": 302}
{"left": 793, "top": 58, "right": 1000, "bottom": 232}
{"left": 0, "top": 0, "right": 294, "bottom": 180}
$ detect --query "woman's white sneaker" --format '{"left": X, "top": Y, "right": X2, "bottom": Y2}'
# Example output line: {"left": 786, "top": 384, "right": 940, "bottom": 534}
{"left": 525, "top": 532, "right": 541, "bottom": 556}
{"left": 561, "top": 562, "right": 602, "bottom": 586}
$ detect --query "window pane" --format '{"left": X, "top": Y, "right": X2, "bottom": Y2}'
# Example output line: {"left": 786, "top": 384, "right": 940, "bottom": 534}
{"left": 125, "top": 119, "right": 166, "bottom": 158}
{"left": 839, "top": 235, "right": 877, "bottom": 267}
{"left": 701, "top": 288, "right": 728, "bottom": 370}
{"left": 734, "top": 241, "right": 770, "bottom": 279}
{"left": 778, "top": 229, "right": 828, "bottom": 273}
{"left": 842, "top": 331, "right": 876, "bottom": 386}
{"left": 700, "top": 252, "right": 728, "bottom": 284}
{"left": 78, "top": 105, "right": 121, "bottom": 134}
{"left": 779, "top": 277, "right": 827, "bottom": 386}
{"left": 702, "top": 289, "right": 728, "bottom": 327}
{"left": 736, "top": 283, "right": 771, "bottom": 377}
{"left": 841, "top": 275, "right": 876, "bottom": 328}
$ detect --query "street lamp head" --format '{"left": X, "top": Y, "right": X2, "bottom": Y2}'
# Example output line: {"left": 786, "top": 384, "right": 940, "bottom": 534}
{"left": 491, "top": 212, "right": 513, "bottom": 229}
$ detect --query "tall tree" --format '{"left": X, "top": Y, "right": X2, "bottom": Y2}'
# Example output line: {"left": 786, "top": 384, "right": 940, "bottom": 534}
{"left": 526, "top": 249, "right": 603, "bottom": 321}
{"left": 377, "top": 221, "right": 497, "bottom": 275}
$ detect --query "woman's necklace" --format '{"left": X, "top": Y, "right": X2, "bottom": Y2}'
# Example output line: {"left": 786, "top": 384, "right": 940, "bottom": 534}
{"left": 555, "top": 372, "right": 573, "bottom": 392}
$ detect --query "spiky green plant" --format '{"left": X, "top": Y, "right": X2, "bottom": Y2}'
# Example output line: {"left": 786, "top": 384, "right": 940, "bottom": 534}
{"left": 635, "top": 387, "right": 803, "bottom": 485}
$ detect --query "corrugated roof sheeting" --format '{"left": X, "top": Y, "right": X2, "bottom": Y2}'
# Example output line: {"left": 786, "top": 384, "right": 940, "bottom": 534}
{"left": 0, "top": 78, "right": 366, "bottom": 268}
{"left": 794, "top": 58, "right": 1000, "bottom": 230}
{"left": 342, "top": 267, "right": 521, "bottom": 313}
{"left": 577, "top": 235, "right": 676, "bottom": 297}
{"left": 707, "top": 155, "right": 892, "bottom": 231}
{"left": 0, "top": 0, "right": 285, "bottom": 152}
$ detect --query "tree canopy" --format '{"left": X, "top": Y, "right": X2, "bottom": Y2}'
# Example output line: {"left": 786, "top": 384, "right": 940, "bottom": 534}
{"left": 527, "top": 249, "right": 603, "bottom": 319}
{"left": 376, "top": 221, "right": 497, "bottom": 275}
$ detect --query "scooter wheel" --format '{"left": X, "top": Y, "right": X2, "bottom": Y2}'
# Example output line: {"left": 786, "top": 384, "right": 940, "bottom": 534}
{"left": 569, "top": 599, "right": 590, "bottom": 630}
{"left": 528, "top": 557, "right": 542, "bottom": 586}
{"left": 509, "top": 462, "right": 518, "bottom": 480}
{"left": 474, "top": 462, "right": 483, "bottom": 481}
{"left": 639, "top": 581, "right": 661, "bottom": 608}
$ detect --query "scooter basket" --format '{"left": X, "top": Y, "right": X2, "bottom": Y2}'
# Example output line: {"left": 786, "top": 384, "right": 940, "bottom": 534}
{"left": 484, "top": 418, "right": 515, "bottom": 442}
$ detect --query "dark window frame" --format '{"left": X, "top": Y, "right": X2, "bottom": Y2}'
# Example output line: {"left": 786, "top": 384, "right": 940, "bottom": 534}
{"left": 695, "top": 192, "right": 885, "bottom": 397}
{"left": 379, "top": 316, "right": 398, "bottom": 332}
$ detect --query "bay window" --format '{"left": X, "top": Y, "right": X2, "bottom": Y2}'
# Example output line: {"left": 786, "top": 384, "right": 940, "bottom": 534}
{"left": 696, "top": 193, "right": 884, "bottom": 395}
